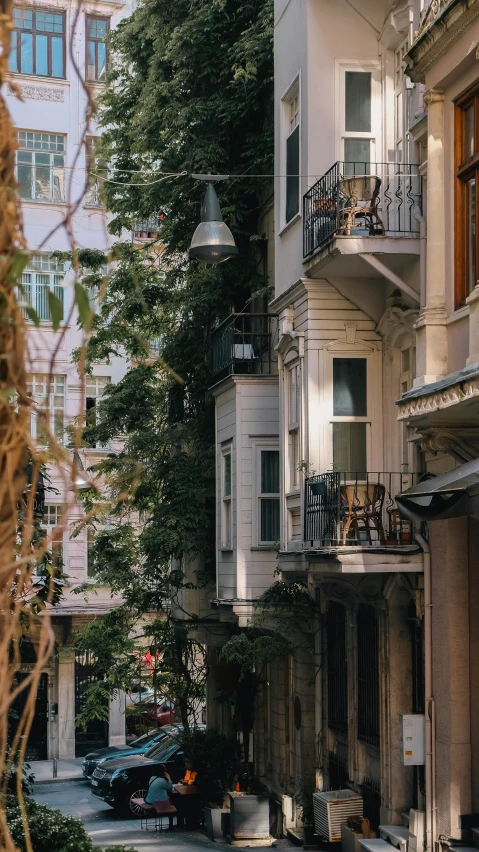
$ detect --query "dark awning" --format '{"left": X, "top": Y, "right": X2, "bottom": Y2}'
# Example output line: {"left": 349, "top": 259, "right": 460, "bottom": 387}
{"left": 396, "top": 458, "right": 479, "bottom": 521}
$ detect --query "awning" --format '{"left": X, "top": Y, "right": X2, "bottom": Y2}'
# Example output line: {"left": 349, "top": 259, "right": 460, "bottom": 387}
{"left": 396, "top": 458, "right": 479, "bottom": 521}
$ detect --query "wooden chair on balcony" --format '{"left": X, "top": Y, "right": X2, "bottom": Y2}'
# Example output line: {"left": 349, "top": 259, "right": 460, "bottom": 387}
{"left": 339, "top": 482, "right": 386, "bottom": 545}
{"left": 337, "top": 175, "right": 384, "bottom": 236}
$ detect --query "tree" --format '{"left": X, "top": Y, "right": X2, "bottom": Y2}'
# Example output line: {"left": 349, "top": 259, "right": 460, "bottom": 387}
{"left": 70, "top": 0, "right": 274, "bottom": 730}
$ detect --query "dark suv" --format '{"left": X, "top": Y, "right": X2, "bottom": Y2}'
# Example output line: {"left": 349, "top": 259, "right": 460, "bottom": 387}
{"left": 91, "top": 735, "right": 186, "bottom": 817}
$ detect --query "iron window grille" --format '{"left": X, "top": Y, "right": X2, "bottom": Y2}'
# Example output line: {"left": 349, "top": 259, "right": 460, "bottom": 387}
{"left": 10, "top": 8, "right": 65, "bottom": 78}
{"left": 16, "top": 132, "right": 65, "bottom": 203}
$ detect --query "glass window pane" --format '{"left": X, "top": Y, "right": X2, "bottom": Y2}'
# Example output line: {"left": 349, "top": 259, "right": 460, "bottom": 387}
{"left": 333, "top": 358, "right": 367, "bottom": 416}
{"left": 332, "top": 422, "right": 367, "bottom": 475}
{"left": 466, "top": 177, "right": 476, "bottom": 295}
{"left": 17, "top": 164, "right": 33, "bottom": 199}
{"left": 34, "top": 164, "right": 51, "bottom": 200}
{"left": 260, "top": 498, "right": 280, "bottom": 542}
{"left": 35, "top": 34, "right": 48, "bottom": 75}
{"left": 344, "top": 139, "right": 371, "bottom": 170}
{"left": 87, "top": 41, "right": 96, "bottom": 80}
{"left": 9, "top": 30, "right": 18, "bottom": 72}
{"left": 97, "top": 42, "right": 106, "bottom": 79}
{"left": 261, "top": 450, "right": 279, "bottom": 494}
{"left": 35, "top": 281, "right": 49, "bottom": 320}
{"left": 52, "top": 37, "right": 63, "bottom": 77}
{"left": 465, "top": 104, "right": 475, "bottom": 161}
{"left": 20, "top": 32, "right": 33, "bottom": 74}
{"left": 224, "top": 453, "right": 231, "bottom": 498}
{"left": 286, "top": 125, "right": 299, "bottom": 222}
{"left": 345, "top": 71, "right": 371, "bottom": 132}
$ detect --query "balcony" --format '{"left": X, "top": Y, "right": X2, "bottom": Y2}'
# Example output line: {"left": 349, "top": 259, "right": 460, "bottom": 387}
{"left": 303, "top": 162, "right": 421, "bottom": 259}
{"left": 304, "top": 471, "right": 421, "bottom": 550}
{"left": 212, "top": 313, "right": 279, "bottom": 380}
{"left": 133, "top": 217, "right": 161, "bottom": 240}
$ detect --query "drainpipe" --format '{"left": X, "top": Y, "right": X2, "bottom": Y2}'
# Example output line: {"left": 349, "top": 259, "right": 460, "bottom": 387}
{"left": 414, "top": 204, "right": 427, "bottom": 309}
{"left": 415, "top": 532, "right": 436, "bottom": 852}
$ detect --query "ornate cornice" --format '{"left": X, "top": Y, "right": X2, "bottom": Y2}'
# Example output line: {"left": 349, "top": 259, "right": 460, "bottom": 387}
{"left": 376, "top": 305, "right": 419, "bottom": 349}
{"left": 397, "top": 374, "right": 479, "bottom": 419}
{"left": 7, "top": 82, "right": 64, "bottom": 102}
{"left": 405, "top": 0, "right": 479, "bottom": 82}
{"left": 416, "top": 427, "right": 479, "bottom": 462}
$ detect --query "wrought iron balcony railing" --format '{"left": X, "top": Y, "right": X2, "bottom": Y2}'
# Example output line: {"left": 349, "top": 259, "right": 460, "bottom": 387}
{"left": 133, "top": 217, "right": 161, "bottom": 240}
{"left": 303, "top": 161, "right": 422, "bottom": 258}
{"left": 212, "top": 313, "right": 279, "bottom": 379}
{"left": 304, "top": 471, "right": 420, "bottom": 548}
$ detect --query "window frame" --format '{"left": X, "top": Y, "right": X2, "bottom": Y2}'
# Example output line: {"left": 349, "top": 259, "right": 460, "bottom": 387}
{"left": 337, "top": 61, "right": 381, "bottom": 165}
{"left": 27, "top": 373, "right": 66, "bottom": 445}
{"left": 394, "top": 37, "right": 410, "bottom": 165}
{"left": 85, "top": 136, "right": 105, "bottom": 207}
{"left": 280, "top": 75, "right": 301, "bottom": 230}
{"left": 220, "top": 444, "right": 233, "bottom": 550}
{"left": 16, "top": 131, "right": 66, "bottom": 204}
{"left": 85, "top": 375, "right": 110, "bottom": 448}
{"left": 85, "top": 15, "right": 109, "bottom": 82}
{"left": 10, "top": 7, "right": 66, "bottom": 79}
{"left": 254, "top": 443, "right": 280, "bottom": 547}
{"left": 42, "top": 503, "right": 64, "bottom": 569}
{"left": 20, "top": 253, "right": 66, "bottom": 323}
{"left": 287, "top": 361, "right": 300, "bottom": 491}
{"left": 454, "top": 82, "right": 479, "bottom": 308}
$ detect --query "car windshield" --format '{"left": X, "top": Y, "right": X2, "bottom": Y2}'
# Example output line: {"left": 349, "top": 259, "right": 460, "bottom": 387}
{"left": 145, "top": 737, "right": 180, "bottom": 760}
{"left": 131, "top": 732, "right": 158, "bottom": 748}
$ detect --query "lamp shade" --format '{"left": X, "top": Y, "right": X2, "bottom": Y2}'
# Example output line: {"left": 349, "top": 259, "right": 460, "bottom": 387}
{"left": 189, "top": 182, "right": 238, "bottom": 264}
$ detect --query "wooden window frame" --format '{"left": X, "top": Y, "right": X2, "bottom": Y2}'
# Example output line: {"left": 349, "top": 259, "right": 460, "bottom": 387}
{"left": 85, "top": 15, "right": 109, "bottom": 82}
{"left": 454, "top": 82, "right": 479, "bottom": 308}
{"left": 10, "top": 8, "right": 66, "bottom": 79}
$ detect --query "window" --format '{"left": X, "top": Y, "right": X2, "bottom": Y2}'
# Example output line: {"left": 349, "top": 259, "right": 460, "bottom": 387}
{"left": 327, "top": 601, "right": 348, "bottom": 734}
{"left": 10, "top": 8, "right": 65, "bottom": 78}
{"left": 400, "top": 346, "right": 414, "bottom": 469}
{"left": 16, "top": 131, "right": 65, "bottom": 202}
{"left": 341, "top": 66, "right": 379, "bottom": 169}
{"left": 394, "top": 38, "right": 410, "bottom": 164}
{"left": 332, "top": 357, "right": 368, "bottom": 475}
{"left": 86, "top": 16, "right": 109, "bottom": 82}
{"left": 357, "top": 604, "right": 379, "bottom": 747}
{"left": 27, "top": 374, "right": 65, "bottom": 444}
{"left": 259, "top": 450, "right": 280, "bottom": 544}
{"left": 288, "top": 363, "right": 300, "bottom": 490}
{"left": 221, "top": 447, "right": 232, "bottom": 548}
{"left": 284, "top": 83, "right": 300, "bottom": 224}
{"left": 85, "top": 376, "right": 110, "bottom": 447}
{"left": 455, "top": 83, "right": 479, "bottom": 307}
{"left": 85, "top": 137, "right": 105, "bottom": 207}
{"left": 20, "top": 254, "right": 65, "bottom": 322}
{"left": 87, "top": 527, "right": 96, "bottom": 578}
{"left": 42, "top": 504, "right": 64, "bottom": 567}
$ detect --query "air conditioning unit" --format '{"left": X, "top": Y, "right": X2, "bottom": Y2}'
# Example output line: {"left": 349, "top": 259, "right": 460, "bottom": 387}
{"left": 313, "top": 790, "right": 363, "bottom": 842}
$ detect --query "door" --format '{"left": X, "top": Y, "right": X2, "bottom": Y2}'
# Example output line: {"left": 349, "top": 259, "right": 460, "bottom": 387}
{"left": 10, "top": 672, "right": 48, "bottom": 760}
{"left": 74, "top": 651, "right": 108, "bottom": 756}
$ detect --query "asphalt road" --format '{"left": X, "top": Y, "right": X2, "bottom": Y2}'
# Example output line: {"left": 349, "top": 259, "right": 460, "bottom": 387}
{"left": 33, "top": 779, "right": 234, "bottom": 851}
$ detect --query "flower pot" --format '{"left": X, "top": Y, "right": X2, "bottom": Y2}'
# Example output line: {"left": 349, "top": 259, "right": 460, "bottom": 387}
{"left": 229, "top": 791, "right": 270, "bottom": 840}
{"left": 309, "top": 481, "right": 326, "bottom": 498}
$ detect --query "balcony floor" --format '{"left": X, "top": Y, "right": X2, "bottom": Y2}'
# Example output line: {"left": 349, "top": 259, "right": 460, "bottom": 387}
{"left": 303, "top": 234, "right": 420, "bottom": 281}
{"left": 279, "top": 546, "right": 424, "bottom": 574}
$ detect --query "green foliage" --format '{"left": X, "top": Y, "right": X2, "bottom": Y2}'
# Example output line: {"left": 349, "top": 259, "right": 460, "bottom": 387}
{"left": 72, "top": 0, "right": 273, "bottom": 728}
{"left": 5, "top": 795, "right": 140, "bottom": 852}
{"left": 181, "top": 728, "right": 243, "bottom": 802}
{"left": 221, "top": 633, "right": 291, "bottom": 680}
{"left": 1, "top": 751, "right": 34, "bottom": 796}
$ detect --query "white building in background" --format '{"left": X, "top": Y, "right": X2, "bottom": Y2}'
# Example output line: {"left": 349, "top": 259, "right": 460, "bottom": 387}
{"left": 7, "top": 0, "right": 133, "bottom": 759}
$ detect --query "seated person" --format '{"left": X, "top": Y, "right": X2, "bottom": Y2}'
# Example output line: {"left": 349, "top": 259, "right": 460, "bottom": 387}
{"left": 145, "top": 764, "right": 173, "bottom": 804}
{"left": 181, "top": 760, "right": 198, "bottom": 786}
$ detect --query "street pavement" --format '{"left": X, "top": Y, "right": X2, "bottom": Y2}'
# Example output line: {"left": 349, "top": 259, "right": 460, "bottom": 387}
{"left": 33, "top": 779, "right": 239, "bottom": 851}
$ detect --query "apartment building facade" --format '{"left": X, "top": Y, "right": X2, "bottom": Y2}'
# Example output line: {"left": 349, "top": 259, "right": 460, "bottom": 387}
{"left": 206, "top": 0, "right": 466, "bottom": 846}
{"left": 8, "top": 0, "right": 132, "bottom": 759}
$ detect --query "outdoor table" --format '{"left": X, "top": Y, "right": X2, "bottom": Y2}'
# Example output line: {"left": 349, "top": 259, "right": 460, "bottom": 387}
{"left": 171, "top": 784, "right": 202, "bottom": 829}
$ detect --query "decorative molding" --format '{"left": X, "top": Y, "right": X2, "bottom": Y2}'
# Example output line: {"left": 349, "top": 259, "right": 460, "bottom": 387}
{"left": 397, "top": 375, "right": 479, "bottom": 419}
{"left": 376, "top": 305, "right": 419, "bottom": 349}
{"left": 416, "top": 428, "right": 479, "bottom": 462}
{"left": 416, "top": 0, "right": 453, "bottom": 39}
{"left": 423, "top": 88, "right": 445, "bottom": 107}
{"left": 406, "top": 0, "right": 479, "bottom": 82}
{"left": 7, "top": 83, "right": 64, "bottom": 102}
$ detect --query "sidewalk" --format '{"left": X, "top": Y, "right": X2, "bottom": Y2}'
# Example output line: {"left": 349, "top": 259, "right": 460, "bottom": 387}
{"left": 30, "top": 757, "right": 85, "bottom": 784}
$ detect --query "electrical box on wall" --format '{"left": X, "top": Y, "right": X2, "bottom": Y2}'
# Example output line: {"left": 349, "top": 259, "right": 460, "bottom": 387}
{"left": 400, "top": 714, "right": 425, "bottom": 765}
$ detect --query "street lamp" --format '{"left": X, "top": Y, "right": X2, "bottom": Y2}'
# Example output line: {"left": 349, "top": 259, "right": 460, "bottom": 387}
{"left": 189, "top": 175, "right": 238, "bottom": 264}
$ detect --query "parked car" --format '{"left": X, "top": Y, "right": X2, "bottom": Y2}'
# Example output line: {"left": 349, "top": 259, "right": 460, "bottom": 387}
{"left": 91, "top": 727, "right": 204, "bottom": 817}
{"left": 142, "top": 697, "right": 177, "bottom": 726}
{"left": 82, "top": 726, "right": 180, "bottom": 778}
{"left": 124, "top": 682, "right": 155, "bottom": 707}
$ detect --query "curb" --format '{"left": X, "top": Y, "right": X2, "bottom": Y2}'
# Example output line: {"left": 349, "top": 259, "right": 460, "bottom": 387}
{"left": 34, "top": 776, "right": 87, "bottom": 786}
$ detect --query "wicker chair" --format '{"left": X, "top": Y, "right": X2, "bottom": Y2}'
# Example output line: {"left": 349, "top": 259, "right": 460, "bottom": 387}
{"left": 340, "top": 482, "right": 386, "bottom": 545}
{"left": 337, "top": 175, "right": 384, "bottom": 236}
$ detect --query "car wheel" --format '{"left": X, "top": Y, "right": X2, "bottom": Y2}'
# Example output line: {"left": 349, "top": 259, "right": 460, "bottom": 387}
{"left": 126, "top": 787, "right": 149, "bottom": 818}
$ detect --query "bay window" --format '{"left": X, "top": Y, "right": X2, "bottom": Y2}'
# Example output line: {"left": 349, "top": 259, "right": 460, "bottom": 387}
{"left": 221, "top": 446, "right": 232, "bottom": 548}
